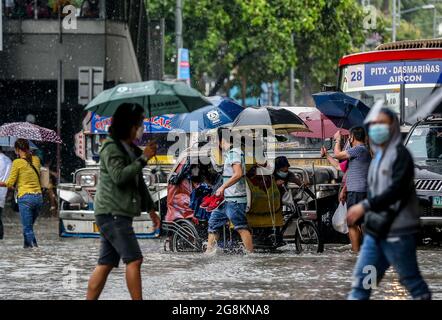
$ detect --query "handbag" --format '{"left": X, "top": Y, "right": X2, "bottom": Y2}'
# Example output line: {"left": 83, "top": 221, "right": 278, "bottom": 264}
{"left": 12, "top": 191, "right": 19, "bottom": 212}
{"left": 25, "top": 158, "right": 42, "bottom": 190}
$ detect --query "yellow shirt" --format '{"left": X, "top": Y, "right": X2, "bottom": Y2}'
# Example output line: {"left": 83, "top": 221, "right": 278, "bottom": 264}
{"left": 5, "top": 156, "right": 42, "bottom": 198}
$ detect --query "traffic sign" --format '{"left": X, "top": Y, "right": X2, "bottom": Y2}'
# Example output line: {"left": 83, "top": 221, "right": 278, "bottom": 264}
{"left": 177, "top": 48, "right": 190, "bottom": 83}
{"left": 78, "top": 67, "right": 104, "bottom": 105}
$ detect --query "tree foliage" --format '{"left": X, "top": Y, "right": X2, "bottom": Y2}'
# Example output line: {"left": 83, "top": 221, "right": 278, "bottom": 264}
{"left": 148, "top": 0, "right": 367, "bottom": 105}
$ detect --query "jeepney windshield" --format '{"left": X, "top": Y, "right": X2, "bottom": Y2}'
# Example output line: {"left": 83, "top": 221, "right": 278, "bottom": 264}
{"left": 407, "top": 125, "right": 442, "bottom": 160}
{"left": 275, "top": 135, "right": 328, "bottom": 151}
{"left": 89, "top": 133, "right": 177, "bottom": 158}
{"left": 340, "top": 60, "right": 442, "bottom": 123}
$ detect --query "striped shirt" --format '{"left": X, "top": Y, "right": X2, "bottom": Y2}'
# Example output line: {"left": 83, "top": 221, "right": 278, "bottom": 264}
{"left": 346, "top": 144, "right": 371, "bottom": 193}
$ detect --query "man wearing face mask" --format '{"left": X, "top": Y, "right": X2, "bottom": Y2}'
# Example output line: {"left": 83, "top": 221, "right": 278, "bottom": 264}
{"left": 323, "top": 126, "right": 371, "bottom": 252}
{"left": 347, "top": 108, "right": 431, "bottom": 300}
{"left": 274, "top": 156, "right": 302, "bottom": 197}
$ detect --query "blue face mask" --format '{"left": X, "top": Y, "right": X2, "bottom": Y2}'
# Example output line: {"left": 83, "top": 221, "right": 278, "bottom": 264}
{"left": 277, "top": 170, "right": 288, "bottom": 178}
{"left": 368, "top": 124, "right": 390, "bottom": 145}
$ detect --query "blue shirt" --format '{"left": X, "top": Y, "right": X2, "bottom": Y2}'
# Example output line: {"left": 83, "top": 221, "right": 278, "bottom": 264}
{"left": 346, "top": 144, "right": 371, "bottom": 193}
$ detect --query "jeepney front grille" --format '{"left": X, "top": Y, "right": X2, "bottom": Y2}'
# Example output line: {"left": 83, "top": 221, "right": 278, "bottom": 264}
{"left": 85, "top": 189, "right": 96, "bottom": 200}
{"left": 415, "top": 179, "right": 442, "bottom": 191}
{"left": 421, "top": 205, "right": 442, "bottom": 217}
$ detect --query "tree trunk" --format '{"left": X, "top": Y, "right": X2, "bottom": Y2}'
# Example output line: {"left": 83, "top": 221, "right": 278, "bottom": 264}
{"left": 208, "top": 71, "right": 229, "bottom": 96}
{"left": 382, "top": 0, "right": 389, "bottom": 15}
{"left": 300, "top": 64, "right": 315, "bottom": 107}
{"left": 240, "top": 75, "right": 247, "bottom": 107}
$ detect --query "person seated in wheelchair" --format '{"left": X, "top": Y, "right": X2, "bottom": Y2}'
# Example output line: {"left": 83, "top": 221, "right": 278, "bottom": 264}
{"left": 273, "top": 156, "right": 302, "bottom": 200}
{"left": 205, "top": 128, "right": 254, "bottom": 254}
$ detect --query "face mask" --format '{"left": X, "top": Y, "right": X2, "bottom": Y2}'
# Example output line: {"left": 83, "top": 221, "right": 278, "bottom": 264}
{"left": 191, "top": 167, "right": 200, "bottom": 176}
{"left": 277, "top": 170, "right": 288, "bottom": 178}
{"left": 135, "top": 126, "right": 144, "bottom": 140}
{"left": 368, "top": 124, "right": 390, "bottom": 145}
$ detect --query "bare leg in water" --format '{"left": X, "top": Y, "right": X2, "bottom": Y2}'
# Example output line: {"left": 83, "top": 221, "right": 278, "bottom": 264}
{"left": 86, "top": 258, "right": 143, "bottom": 300}
{"left": 125, "top": 259, "right": 143, "bottom": 300}
{"left": 87, "top": 265, "right": 114, "bottom": 300}
{"left": 348, "top": 225, "right": 362, "bottom": 253}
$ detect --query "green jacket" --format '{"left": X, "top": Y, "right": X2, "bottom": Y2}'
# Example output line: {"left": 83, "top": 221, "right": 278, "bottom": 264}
{"left": 94, "top": 137, "right": 154, "bottom": 218}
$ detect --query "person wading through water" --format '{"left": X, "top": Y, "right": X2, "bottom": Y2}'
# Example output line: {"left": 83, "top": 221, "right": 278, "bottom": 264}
{"left": 322, "top": 127, "right": 371, "bottom": 252}
{"left": 205, "top": 128, "right": 254, "bottom": 254}
{"left": 86, "top": 103, "right": 161, "bottom": 300}
{"left": 0, "top": 140, "right": 43, "bottom": 248}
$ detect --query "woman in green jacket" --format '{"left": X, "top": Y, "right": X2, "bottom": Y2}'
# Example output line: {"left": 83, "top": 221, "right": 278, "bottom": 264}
{"left": 86, "top": 103, "right": 160, "bottom": 300}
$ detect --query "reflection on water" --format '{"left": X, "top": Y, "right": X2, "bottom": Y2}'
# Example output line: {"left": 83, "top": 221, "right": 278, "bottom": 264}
{"left": 0, "top": 216, "right": 441, "bottom": 300}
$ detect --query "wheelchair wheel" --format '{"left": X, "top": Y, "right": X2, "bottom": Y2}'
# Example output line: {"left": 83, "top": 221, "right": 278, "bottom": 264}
{"left": 170, "top": 219, "right": 201, "bottom": 252}
{"left": 295, "top": 220, "right": 324, "bottom": 254}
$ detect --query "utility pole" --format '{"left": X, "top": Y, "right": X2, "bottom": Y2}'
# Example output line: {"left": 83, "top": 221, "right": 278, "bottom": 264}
{"left": 57, "top": 60, "right": 63, "bottom": 182}
{"left": 289, "top": 33, "right": 295, "bottom": 106}
{"left": 175, "top": 0, "right": 183, "bottom": 51}
{"left": 392, "top": 0, "right": 397, "bottom": 42}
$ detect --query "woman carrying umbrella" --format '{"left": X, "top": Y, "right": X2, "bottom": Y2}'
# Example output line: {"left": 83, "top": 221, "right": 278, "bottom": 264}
{"left": 0, "top": 139, "right": 43, "bottom": 248}
{"left": 86, "top": 103, "right": 160, "bottom": 300}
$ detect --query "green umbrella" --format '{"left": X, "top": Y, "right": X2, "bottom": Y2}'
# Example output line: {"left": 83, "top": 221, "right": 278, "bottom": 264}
{"left": 85, "top": 80, "right": 211, "bottom": 117}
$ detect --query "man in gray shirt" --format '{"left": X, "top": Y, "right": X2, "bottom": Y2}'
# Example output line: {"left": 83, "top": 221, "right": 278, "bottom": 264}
{"left": 324, "top": 127, "right": 371, "bottom": 252}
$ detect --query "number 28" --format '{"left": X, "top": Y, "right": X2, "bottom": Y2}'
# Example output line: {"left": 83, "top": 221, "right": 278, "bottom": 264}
{"left": 351, "top": 71, "right": 362, "bottom": 82}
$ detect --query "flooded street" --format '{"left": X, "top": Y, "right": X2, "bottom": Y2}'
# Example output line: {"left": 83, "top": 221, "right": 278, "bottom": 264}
{"left": 1, "top": 214, "right": 441, "bottom": 300}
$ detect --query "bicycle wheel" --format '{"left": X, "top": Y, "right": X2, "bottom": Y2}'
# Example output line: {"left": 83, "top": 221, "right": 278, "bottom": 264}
{"left": 295, "top": 220, "right": 324, "bottom": 253}
{"left": 170, "top": 219, "right": 201, "bottom": 252}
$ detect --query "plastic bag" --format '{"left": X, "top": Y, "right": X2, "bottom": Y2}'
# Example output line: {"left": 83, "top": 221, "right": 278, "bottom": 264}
{"left": 332, "top": 202, "right": 348, "bottom": 234}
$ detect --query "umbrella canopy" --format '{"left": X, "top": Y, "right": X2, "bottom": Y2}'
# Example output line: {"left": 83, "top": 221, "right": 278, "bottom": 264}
{"left": 85, "top": 80, "right": 211, "bottom": 117}
{"left": 0, "top": 136, "right": 38, "bottom": 150}
{"left": 231, "top": 106, "right": 309, "bottom": 133}
{"left": 170, "top": 96, "right": 244, "bottom": 132}
{"left": 293, "top": 110, "right": 349, "bottom": 139}
{"left": 312, "top": 91, "right": 370, "bottom": 129}
{"left": 0, "top": 122, "right": 62, "bottom": 143}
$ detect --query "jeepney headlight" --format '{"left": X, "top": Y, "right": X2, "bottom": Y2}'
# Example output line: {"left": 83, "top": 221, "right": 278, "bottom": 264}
{"left": 143, "top": 174, "right": 155, "bottom": 187}
{"left": 143, "top": 174, "right": 151, "bottom": 187}
{"left": 80, "top": 174, "right": 96, "bottom": 187}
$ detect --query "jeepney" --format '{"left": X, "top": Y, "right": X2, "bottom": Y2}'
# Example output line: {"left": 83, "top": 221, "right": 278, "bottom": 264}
{"left": 57, "top": 112, "right": 176, "bottom": 238}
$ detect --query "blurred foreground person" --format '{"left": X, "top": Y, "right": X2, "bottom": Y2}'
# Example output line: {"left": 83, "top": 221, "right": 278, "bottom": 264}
{"left": 86, "top": 103, "right": 160, "bottom": 300}
{"left": 347, "top": 108, "right": 431, "bottom": 300}
{"left": 0, "top": 140, "right": 43, "bottom": 248}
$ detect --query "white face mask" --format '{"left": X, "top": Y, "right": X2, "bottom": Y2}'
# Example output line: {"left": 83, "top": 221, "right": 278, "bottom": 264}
{"left": 191, "top": 167, "right": 200, "bottom": 176}
{"left": 136, "top": 126, "right": 144, "bottom": 140}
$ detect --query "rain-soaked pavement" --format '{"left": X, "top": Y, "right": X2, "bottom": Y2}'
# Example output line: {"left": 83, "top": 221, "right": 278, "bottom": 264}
{"left": 0, "top": 214, "right": 441, "bottom": 300}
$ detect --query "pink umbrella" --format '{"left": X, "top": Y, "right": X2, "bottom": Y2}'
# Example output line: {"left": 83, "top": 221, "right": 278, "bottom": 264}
{"left": 292, "top": 110, "right": 348, "bottom": 140}
{"left": 0, "top": 122, "right": 62, "bottom": 143}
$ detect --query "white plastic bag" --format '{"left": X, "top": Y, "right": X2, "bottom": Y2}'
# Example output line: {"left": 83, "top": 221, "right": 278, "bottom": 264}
{"left": 332, "top": 202, "right": 349, "bottom": 234}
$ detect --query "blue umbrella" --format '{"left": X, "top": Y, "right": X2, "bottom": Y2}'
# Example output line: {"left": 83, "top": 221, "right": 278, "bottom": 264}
{"left": 0, "top": 136, "right": 38, "bottom": 150}
{"left": 170, "top": 96, "right": 244, "bottom": 132}
{"left": 312, "top": 91, "right": 370, "bottom": 129}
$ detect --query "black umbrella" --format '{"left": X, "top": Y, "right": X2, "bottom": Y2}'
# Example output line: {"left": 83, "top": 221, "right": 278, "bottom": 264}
{"left": 231, "top": 106, "right": 309, "bottom": 133}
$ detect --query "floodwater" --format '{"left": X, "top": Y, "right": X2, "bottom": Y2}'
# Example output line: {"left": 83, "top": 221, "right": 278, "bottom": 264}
{"left": 0, "top": 215, "right": 441, "bottom": 300}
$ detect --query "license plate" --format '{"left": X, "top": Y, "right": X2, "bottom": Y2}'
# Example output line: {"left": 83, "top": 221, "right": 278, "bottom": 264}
{"left": 432, "top": 196, "right": 442, "bottom": 208}
{"left": 93, "top": 223, "right": 100, "bottom": 233}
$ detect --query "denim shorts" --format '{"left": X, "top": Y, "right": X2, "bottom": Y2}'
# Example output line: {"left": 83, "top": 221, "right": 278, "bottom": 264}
{"left": 346, "top": 192, "right": 367, "bottom": 226}
{"left": 208, "top": 201, "right": 248, "bottom": 233}
{"left": 95, "top": 214, "right": 143, "bottom": 267}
